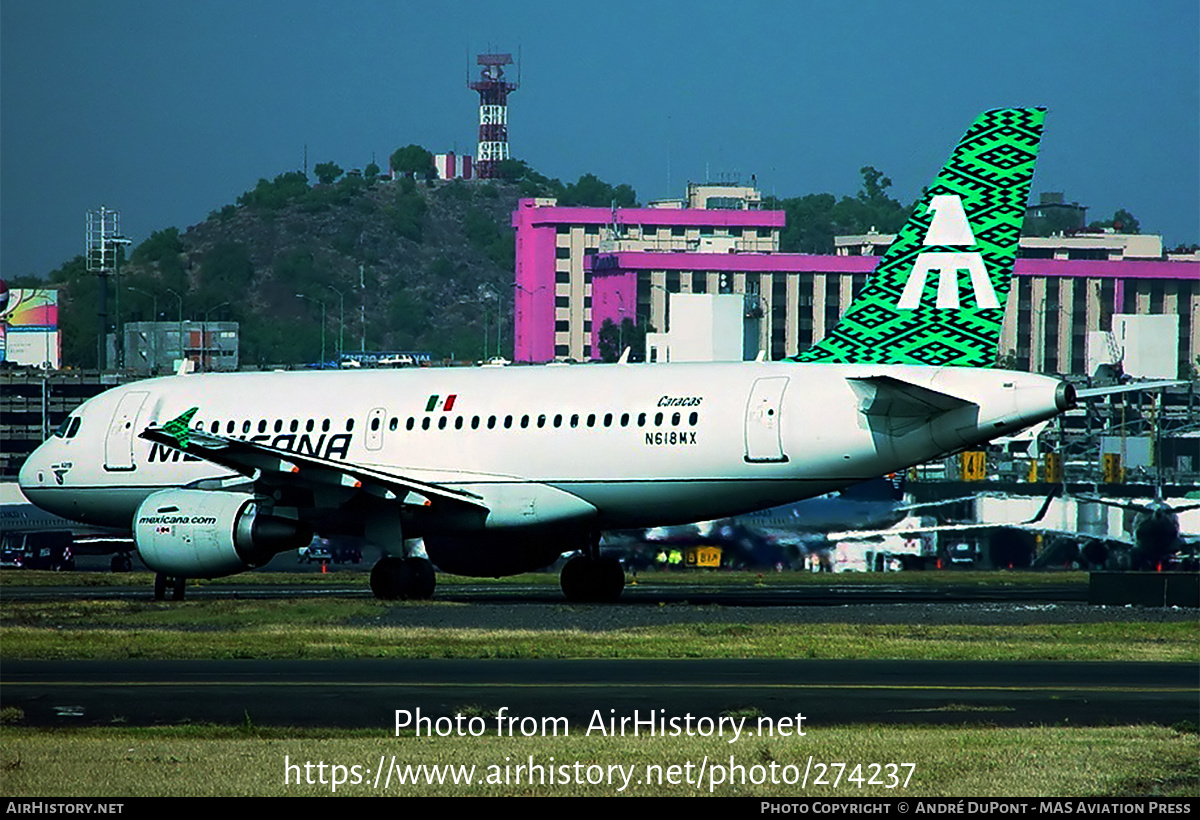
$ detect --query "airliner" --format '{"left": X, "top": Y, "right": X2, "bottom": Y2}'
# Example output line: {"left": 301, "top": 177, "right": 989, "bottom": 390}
{"left": 18, "top": 107, "right": 1074, "bottom": 601}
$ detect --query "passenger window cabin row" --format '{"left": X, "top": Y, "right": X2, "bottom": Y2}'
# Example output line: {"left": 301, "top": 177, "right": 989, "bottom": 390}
{"left": 399, "top": 410, "right": 700, "bottom": 432}
{"left": 195, "top": 417, "right": 354, "bottom": 435}
{"left": 189, "top": 411, "right": 702, "bottom": 437}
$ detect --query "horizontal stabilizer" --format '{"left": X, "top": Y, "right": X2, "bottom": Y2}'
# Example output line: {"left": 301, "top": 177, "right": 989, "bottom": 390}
{"left": 1076, "top": 380, "right": 1185, "bottom": 400}
{"left": 848, "top": 375, "right": 975, "bottom": 436}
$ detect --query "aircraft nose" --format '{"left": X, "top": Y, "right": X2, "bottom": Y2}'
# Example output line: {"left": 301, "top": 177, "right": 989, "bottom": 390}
{"left": 18, "top": 441, "right": 51, "bottom": 490}
{"left": 18, "top": 438, "right": 64, "bottom": 509}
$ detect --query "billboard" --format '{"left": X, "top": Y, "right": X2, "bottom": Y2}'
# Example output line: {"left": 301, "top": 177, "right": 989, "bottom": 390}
{"left": 0, "top": 283, "right": 60, "bottom": 369}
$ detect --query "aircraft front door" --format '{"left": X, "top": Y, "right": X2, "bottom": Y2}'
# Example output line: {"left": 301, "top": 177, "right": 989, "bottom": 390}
{"left": 365, "top": 407, "right": 387, "bottom": 451}
{"left": 744, "top": 377, "right": 789, "bottom": 463}
{"left": 104, "top": 391, "right": 149, "bottom": 471}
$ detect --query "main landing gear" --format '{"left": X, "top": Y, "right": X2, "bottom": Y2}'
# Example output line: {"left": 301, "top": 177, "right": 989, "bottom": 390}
{"left": 370, "top": 556, "right": 436, "bottom": 600}
{"left": 560, "top": 533, "right": 625, "bottom": 603}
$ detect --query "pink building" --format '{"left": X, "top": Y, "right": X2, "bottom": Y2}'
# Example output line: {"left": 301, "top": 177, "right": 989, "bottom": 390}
{"left": 511, "top": 197, "right": 784, "bottom": 362}
{"left": 511, "top": 195, "right": 1198, "bottom": 373}
{"left": 586, "top": 250, "right": 1200, "bottom": 375}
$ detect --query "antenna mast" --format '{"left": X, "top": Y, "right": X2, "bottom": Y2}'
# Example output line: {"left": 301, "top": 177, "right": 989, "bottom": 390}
{"left": 469, "top": 52, "right": 519, "bottom": 179}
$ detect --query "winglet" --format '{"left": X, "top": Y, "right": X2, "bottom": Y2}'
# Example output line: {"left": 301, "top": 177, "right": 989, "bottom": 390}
{"left": 159, "top": 407, "right": 199, "bottom": 449}
{"left": 794, "top": 108, "right": 1046, "bottom": 367}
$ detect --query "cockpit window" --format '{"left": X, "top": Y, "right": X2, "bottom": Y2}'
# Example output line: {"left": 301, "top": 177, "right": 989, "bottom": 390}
{"left": 53, "top": 417, "right": 82, "bottom": 439}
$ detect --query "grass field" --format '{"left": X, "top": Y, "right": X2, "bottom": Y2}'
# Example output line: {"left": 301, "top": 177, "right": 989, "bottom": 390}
{"left": 2, "top": 595, "right": 1197, "bottom": 662}
{"left": 2, "top": 569, "right": 1196, "bottom": 797}
{"left": 1, "top": 723, "right": 1196, "bottom": 797}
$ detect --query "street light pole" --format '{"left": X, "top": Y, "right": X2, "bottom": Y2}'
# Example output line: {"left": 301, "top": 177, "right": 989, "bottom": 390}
{"left": 327, "top": 284, "right": 345, "bottom": 362}
{"left": 165, "top": 288, "right": 184, "bottom": 370}
{"left": 511, "top": 282, "right": 547, "bottom": 363}
{"left": 296, "top": 293, "right": 327, "bottom": 365}
{"left": 359, "top": 264, "right": 366, "bottom": 353}
{"left": 495, "top": 290, "right": 502, "bottom": 360}
{"left": 127, "top": 287, "right": 158, "bottom": 374}
{"left": 109, "top": 236, "right": 132, "bottom": 369}
{"left": 203, "top": 301, "right": 231, "bottom": 372}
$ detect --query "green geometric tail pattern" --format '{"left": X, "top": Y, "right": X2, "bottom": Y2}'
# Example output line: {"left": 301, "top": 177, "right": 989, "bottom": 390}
{"left": 792, "top": 107, "right": 1045, "bottom": 367}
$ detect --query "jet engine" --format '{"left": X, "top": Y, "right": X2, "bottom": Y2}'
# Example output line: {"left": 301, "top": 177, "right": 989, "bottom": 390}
{"left": 134, "top": 489, "right": 312, "bottom": 577}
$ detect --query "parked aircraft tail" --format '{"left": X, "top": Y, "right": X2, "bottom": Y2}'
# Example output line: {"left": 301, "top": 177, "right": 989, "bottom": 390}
{"left": 793, "top": 107, "right": 1046, "bottom": 367}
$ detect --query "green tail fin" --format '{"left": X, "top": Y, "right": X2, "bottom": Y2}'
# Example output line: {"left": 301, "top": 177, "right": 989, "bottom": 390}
{"left": 793, "top": 107, "right": 1045, "bottom": 367}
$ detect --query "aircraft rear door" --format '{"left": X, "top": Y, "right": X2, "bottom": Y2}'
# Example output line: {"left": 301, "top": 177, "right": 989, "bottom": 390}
{"left": 744, "top": 377, "right": 789, "bottom": 463}
{"left": 104, "top": 391, "right": 149, "bottom": 471}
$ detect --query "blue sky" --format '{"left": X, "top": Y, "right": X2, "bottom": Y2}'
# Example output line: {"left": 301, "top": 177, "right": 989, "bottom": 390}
{"left": 3, "top": 0, "right": 1197, "bottom": 278}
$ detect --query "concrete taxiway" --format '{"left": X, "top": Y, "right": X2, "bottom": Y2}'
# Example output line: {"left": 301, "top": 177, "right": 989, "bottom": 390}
{"left": 0, "top": 577, "right": 1090, "bottom": 605}
{"left": 4, "top": 658, "right": 1195, "bottom": 729}
{"left": 4, "top": 572, "right": 1194, "bottom": 731}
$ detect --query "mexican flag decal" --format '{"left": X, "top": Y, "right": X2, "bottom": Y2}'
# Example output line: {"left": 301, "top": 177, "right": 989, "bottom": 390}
{"left": 425, "top": 394, "right": 457, "bottom": 412}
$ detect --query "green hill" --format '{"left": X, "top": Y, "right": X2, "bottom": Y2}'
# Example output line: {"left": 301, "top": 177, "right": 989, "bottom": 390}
{"left": 48, "top": 172, "right": 522, "bottom": 368}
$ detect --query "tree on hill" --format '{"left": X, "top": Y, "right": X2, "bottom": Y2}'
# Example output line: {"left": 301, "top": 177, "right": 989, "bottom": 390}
{"left": 765, "top": 166, "right": 909, "bottom": 253}
{"left": 131, "top": 227, "right": 182, "bottom": 265}
{"left": 385, "top": 176, "right": 427, "bottom": 242}
{"left": 196, "top": 241, "right": 254, "bottom": 311}
{"left": 495, "top": 160, "right": 638, "bottom": 207}
{"left": 390, "top": 145, "right": 435, "bottom": 179}
{"left": 558, "top": 173, "right": 637, "bottom": 208}
{"left": 314, "top": 161, "right": 344, "bottom": 185}
{"left": 131, "top": 227, "right": 187, "bottom": 293}
{"left": 1089, "top": 208, "right": 1141, "bottom": 234}
{"left": 236, "top": 171, "right": 310, "bottom": 210}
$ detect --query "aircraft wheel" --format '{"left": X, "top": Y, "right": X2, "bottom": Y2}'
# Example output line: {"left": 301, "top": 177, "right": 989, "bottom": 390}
{"left": 111, "top": 554, "right": 133, "bottom": 573}
{"left": 370, "top": 557, "right": 411, "bottom": 600}
{"left": 560, "top": 555, "right": 593, "bottom": 602}
{"left": 560, "top": 555, "right": 625, "bottom": 603}
{"left": 154, "top": 573, "right": 167, "bottom": 601}
{"left": 407, "top": 557, "right": 436, "bottom": 599}
{"left": 171, "top": 576, "right": 187, "bottom": 601}
{"left": 592, "top": 555, "right": 626, "bottom": 602}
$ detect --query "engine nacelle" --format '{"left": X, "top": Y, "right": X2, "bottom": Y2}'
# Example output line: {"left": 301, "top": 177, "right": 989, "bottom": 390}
{"left": 134, "top": 489, "right": 312, "bottom": 577}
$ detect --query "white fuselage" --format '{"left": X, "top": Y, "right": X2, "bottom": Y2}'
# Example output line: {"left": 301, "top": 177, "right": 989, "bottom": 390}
{"left": 18, "top": 362, "right": 1067, "bottom": 538}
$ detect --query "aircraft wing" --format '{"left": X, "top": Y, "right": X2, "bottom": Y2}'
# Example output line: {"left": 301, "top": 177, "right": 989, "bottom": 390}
{"left": 828, "top": 520, "right": 1103, "bottom": 543}
{"left": 140, "top": 408, "right": 489, "bottom": 513}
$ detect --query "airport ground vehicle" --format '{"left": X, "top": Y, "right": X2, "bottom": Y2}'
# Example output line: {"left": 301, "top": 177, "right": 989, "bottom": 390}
{"left": 0, "top": 530, "right": 75, "bottom": 571}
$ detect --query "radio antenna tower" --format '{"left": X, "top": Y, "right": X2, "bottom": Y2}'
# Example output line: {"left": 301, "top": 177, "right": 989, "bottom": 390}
{"left": 86, "top": 206, "right": 130, "bottom": 370}
{"left": 469, "top": 52, "right": 519, "bottom": 179}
